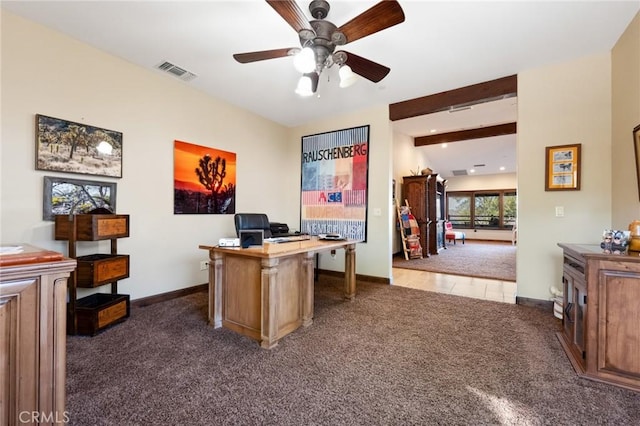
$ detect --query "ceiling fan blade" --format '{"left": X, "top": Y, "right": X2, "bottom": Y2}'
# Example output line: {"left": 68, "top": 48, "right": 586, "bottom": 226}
{"left": 334, "top": 0, "right": 405, "bottom": 45}
{"left": 339, "top": 51, "right": 390, "bottom": 83}
{"left": 266, "top": 0, "right": 314, "bottom": 35}
{"left": 233, "top": 48, "right": 298, "bottom": 64}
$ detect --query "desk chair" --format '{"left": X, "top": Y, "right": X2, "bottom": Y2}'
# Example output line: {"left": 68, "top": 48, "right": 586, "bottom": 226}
{"left": 234, "top": 213, "right": 273, "bottom": 238}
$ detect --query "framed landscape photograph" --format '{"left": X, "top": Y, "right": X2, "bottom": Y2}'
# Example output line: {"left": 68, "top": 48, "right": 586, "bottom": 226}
{"left": 43, "top": 176, "right": 117, "bottom": 220}
{"left": 545, "top": 143, "right": 581, "bottom": 191}
{"left": 36, "top": 114, "right": 123, "bottom": 178}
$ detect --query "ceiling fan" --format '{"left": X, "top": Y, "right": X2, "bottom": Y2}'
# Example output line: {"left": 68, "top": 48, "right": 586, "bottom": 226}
{"left": 233, "top": 0, "right": 405, "bottom": 96}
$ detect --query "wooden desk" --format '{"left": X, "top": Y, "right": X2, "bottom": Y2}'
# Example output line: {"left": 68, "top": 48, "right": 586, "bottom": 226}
{"left": 199, "top": 238, "right": 359, "bottom": 348}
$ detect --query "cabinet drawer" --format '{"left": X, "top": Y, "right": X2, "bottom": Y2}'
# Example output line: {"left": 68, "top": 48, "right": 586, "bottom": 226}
{"left": 563, "top": 254, "right": 585, "bottom": 278}
{"left": 55, "top": 214, "right": 129, "bottom": 241}
{"left": 76, "top": 254, "right": 129, "bottom": 287}
{"left": 74, "top": 293, "right": 130, "bottom": 336}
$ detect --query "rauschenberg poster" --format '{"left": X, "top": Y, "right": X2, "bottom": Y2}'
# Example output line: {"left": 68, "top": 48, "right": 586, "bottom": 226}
{"left": 174, "top": 140, "right": 236, "bottom": 214}
{"left": 300, "top": 125, "right": 369, "bottom": 241}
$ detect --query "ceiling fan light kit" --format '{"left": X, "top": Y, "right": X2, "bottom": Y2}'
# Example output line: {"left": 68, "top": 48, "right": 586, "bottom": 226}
{"left": 234, "top": 0, "right": 405, "bottom": 96}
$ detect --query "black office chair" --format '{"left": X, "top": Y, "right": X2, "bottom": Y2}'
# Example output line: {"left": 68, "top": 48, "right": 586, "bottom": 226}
{"left": 234, "top": 213, "right": 273, "bottom": 238}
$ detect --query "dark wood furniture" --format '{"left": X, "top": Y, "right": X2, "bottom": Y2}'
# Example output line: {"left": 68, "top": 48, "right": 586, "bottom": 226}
{"left": 402, "top": 174, "right": 447, "bottom": 257}
{"left": 557, "top": 243, "right": 640, "bottom": 392}
{"left": 200, "top": 238, "right": 359, "bottom": 349}
{"left": 0, "top": 245, "right": 76, "bottom": 425}
{"left": 54, "top": 214, "right": 131, "bottom": 335}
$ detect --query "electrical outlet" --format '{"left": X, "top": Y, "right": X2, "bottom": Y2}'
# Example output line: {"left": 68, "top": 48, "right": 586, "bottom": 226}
{"left": 200, "top": 260, "right": 209, "bottom": 271}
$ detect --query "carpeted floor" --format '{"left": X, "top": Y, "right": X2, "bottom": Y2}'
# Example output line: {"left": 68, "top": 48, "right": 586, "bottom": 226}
{"left": 65, "top": 277, "right": 639, "bottom": 425}
{"left": 393, "top": 240, "right": 516, "bottom": 281}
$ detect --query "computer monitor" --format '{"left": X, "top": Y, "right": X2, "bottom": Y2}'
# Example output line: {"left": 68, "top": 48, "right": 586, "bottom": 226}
{"left": 239, "top": 229, "right": 264, "bottom": 248}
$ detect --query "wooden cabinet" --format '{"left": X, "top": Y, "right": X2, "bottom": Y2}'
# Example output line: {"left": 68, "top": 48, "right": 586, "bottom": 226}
{"left": 55, "top": 214, "right": 131, "bottom": 335}
{"left": 402, "top": 174, "right": 447, "bottom": 257}
{"left": 428, "top": 174, "right": 447, "bottom": 254}
{"left": 0, "top": 245, "right": 76, "bottom": 425}
{"left": 557, "top": 243, "right": 640, "bottom": 392}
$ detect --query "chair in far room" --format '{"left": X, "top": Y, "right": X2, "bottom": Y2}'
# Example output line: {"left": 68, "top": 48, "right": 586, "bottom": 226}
{"left": 445, "top": 221, "right": 466, "bottom": 245}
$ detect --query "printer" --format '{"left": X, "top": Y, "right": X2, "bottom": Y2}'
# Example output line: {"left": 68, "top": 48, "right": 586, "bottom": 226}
{"left": 269, "top": 222, "right": 291, "bottom": 237}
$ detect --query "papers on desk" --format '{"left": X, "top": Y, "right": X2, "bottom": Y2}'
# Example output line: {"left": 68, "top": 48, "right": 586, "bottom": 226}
{"left": 265, "top": 235, "right": 311, "bottom": 244}
{"left": 318, "top": 234, "right": 346, "bottom": 241}
{"left": 0, "top": 245, "right": 24, "bottom": 255}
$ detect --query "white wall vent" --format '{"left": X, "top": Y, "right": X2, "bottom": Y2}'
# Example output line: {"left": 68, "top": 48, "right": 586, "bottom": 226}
{"left": 452, "top": 169, "right": 468, "bottom": 176}
{"left": 155, "top": 61, "right": 197, "bottom": 82}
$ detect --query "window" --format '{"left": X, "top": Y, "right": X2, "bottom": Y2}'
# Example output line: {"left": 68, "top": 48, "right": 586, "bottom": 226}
{"left": 447, "top": 190, "right": 516, "bottom": 230}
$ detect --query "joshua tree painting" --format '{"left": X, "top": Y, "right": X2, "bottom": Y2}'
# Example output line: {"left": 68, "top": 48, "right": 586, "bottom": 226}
{"left": 174, "top": 140, "right": 236, "bottom": 214}
{"left": 36, "top": 114, "right": 123, "bottom": 178}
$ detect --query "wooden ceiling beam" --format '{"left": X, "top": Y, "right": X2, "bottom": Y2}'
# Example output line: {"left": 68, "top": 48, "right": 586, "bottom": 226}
{"left": 389, "top": 75, "right": 517, "bottom": 121}
{"left": 414, "top": 122, "right": 517, "bottom": 146}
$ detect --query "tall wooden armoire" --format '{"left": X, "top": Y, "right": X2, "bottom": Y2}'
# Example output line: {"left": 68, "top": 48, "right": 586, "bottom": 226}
{"left": 403, "top": 174, "right": 447, "bottom": 256}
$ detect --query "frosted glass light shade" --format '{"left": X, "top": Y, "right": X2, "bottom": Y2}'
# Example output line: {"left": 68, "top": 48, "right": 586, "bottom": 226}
{"left": 293, "top": 47, "right": 315, "bottom": 73}
{"left": 339, "top": 65, "right": 358, "bottom": 88}
{"left": 295, "top": 75, "right": 314, "bottom": 97}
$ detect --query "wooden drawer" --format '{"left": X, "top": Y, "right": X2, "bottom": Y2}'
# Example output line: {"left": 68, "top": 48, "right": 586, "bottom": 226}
{"left": 76, "top": 254, "right": 129, "bottom": 288}
{"left": 55, "top": 214, "right": 129, "bottom": 241}
{"left": 74, "top": 293, "right": 130, "bottom": 336}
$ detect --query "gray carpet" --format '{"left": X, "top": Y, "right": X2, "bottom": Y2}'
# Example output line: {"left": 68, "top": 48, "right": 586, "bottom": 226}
{"left": 66, "top": 277, "right": 639, "bottom": 425}
{"left": 393, "top": 240, "right": 517, "bottom": 281}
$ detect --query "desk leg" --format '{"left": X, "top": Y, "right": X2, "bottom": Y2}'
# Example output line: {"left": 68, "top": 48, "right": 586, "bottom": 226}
{"left": 209, "top": 251, "right": 223, "bottom": 328}
{"left": 261, "top": 258, "right": 279, "bottom": 349}
{"left": 345, "top": 244, "right": 356, "bottom": 301}
{"left": 302, "top": 251, "right": 315, "bottom": 326}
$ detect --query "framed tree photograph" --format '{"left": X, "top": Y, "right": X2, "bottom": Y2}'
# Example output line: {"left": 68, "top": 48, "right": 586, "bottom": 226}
{"left": 545, "top": 143, "right": 581, "bottom": 191}
{"left": 36, "top": 114, "right": 123, "bottom": 178}
{"left": 43, "top": 176, "right": 117, "bottom": 220}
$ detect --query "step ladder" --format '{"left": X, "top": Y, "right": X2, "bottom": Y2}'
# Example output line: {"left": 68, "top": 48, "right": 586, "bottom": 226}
{"left": 396, "top": 199, "right": 423, "bottom": 260}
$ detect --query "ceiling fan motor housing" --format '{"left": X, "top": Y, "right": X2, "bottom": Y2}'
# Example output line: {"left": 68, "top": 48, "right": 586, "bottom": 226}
{"left": 309, "top": 0, "right": 330, "bottom": 19}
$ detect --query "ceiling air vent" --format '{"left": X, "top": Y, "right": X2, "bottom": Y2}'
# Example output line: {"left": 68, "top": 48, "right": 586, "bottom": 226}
{"left": 155, "top": 61, "right": 197, "bottom": 82}
{"left": 452, "top": 169, "right": 468, "bottom": 176}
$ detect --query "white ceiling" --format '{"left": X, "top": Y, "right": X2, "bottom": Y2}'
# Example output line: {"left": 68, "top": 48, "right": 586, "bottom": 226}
{"left": 3, "top": 0, "right": 638, "bottom": 178}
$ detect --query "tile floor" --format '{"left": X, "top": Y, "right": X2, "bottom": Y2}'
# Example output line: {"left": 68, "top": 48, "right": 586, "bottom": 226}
{"left": 392, "top": 267, "right": 517, "bottom": 304}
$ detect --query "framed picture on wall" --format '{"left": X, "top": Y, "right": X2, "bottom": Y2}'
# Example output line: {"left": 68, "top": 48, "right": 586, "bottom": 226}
{"left": 300, "top": 125, "right": 370, "bottom": 241}
{"left": 36, "top": 114, "right": 123, "bottom": 178}
{"left": 545, "top": 143, "right": 581, "bottom": 191}
{"left": 43, "top": 176, "right": 117, "bottom": 220}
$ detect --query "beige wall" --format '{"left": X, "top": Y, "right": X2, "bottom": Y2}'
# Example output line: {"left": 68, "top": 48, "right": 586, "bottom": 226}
{"left": 518, "top": 52, "right": 612, "bottom": 299}
{"left": 392, "top": 130, "right": 429, "bottom": 252}
{"left": 0, "top": 11, "right": 294, "bottom": 300}
{"left": 612, "top": 12, "right": 640, "bottom": 226}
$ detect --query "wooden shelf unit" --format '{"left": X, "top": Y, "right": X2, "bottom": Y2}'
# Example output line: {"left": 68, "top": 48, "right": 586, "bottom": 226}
{"left": 54, "top": 214, "right": 131, "bottom": 335}
{"left": 557, "top": 243, "right": 640, "bottom": 392}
